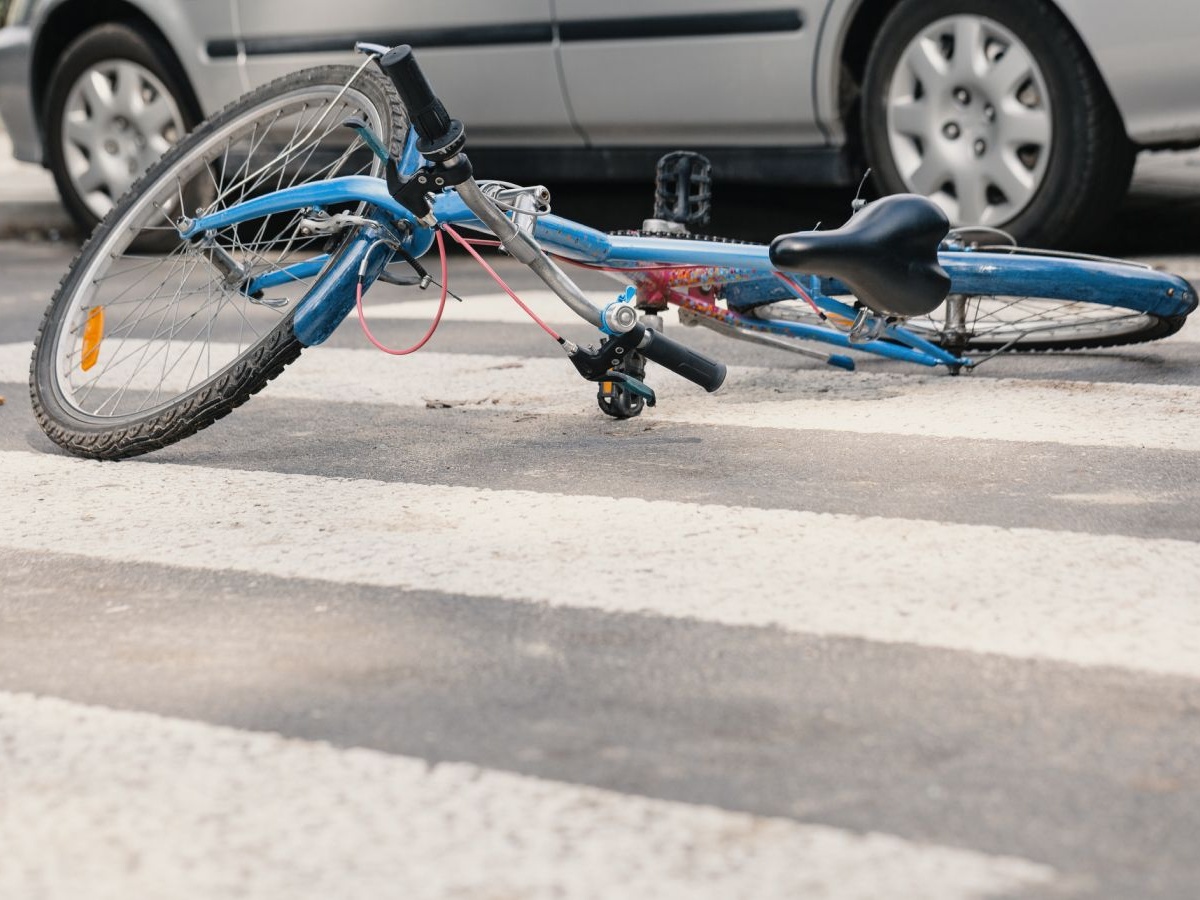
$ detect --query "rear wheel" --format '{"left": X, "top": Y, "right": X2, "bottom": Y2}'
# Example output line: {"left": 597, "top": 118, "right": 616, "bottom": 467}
{"left": 31, "top": 64, "right": 405, "bottom": 460}
{"left": 902, "top": 294, "right": 1187, "bottom": 353}
{"left": 757, "top": 247, "right": 1194, "bottom": 354}
{"left": 761, "top": 284, "right": 1187, "bottom": 354}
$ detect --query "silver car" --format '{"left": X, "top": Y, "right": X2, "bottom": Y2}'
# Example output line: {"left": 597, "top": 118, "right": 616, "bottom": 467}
{"left": 1, "top": 0, "right": 1198, "bottom": 246}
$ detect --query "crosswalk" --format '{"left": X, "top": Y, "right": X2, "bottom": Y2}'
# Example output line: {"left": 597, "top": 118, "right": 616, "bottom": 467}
{"left": 0, "top": 692, "right": 1054, "bottom": 900}
{"left": 5, "top": 450, "right": 1200, "bottom": 678}
{"left": 3, "top": 283, "right": 1200, "bottom": 897}
{"left": 6, "top": 337, "right": 1200, "bottom": 450}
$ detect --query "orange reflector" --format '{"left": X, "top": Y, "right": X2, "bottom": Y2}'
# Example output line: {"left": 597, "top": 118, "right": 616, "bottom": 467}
{"left": 81, "top": 307, "right": 104, "bottom": 372}
{"left": 601, "top": 381, "right": 613, "bottom": 394}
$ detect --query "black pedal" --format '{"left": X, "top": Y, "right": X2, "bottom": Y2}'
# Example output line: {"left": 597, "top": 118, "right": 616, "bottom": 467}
{"left": 653, "top": 151, "right": 712, "bottom": 230}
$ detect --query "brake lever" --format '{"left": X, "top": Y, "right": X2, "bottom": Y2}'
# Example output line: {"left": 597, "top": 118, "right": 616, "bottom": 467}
{"left": 341, "top": 116, "right": 390, "bottom": 163}
{"left": 354, "top": 42, "right": 391, "bottom": 57}
{"left": 567, "top": 325, "right": 647, "bottom": 382}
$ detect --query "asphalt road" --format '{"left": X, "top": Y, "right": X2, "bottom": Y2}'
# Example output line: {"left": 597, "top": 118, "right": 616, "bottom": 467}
{"left": 2, "top": 144, "right": 1200, "bottom": 899}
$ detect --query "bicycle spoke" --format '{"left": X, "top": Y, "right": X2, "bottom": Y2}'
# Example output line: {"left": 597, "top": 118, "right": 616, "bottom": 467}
{"left": 48, "top": 74, "right": 389, "bottom": 424}
{"left": 906, "top": 294, "right": 1157, "bottom": 349}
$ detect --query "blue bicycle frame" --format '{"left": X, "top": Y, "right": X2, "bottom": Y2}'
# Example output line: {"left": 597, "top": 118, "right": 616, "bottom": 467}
{"left": 179, "top": 126, "right": 1197, "bottom": 371}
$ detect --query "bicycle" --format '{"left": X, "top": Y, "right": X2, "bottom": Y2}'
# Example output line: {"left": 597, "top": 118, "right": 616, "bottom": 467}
{"left": 29, "top": 44, "right": 1198, "bottom": 458}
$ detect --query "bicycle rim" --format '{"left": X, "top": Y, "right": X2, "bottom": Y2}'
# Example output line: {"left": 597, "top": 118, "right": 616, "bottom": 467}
{"left": 756, "top": 293, "right": 1179, "bottom": 355}
{"left": 902, "top": 295, "right": 1173, "bottom": 351}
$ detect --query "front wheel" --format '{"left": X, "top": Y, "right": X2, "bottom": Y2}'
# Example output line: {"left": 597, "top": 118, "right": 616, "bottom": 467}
{"left": 31, "top": 65, "right": 406, "bottom": 460}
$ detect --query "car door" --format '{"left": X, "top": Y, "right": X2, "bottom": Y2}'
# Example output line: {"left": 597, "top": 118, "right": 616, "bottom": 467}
{"left": 555, "top": 0, "right": 826, "bottom": 147}
{"left": 231, "top": 0, "right": 579, "bottom": 144}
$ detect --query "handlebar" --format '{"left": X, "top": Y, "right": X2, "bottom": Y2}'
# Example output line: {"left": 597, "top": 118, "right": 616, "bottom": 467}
{"left": 638, "top": 327, "right": 727, "bottom": 393}
{"left": 378, "top": 45, "right": 464, "bottom": 160}
{"left": 370, "top": 43, "right": 727, "bottom": 394}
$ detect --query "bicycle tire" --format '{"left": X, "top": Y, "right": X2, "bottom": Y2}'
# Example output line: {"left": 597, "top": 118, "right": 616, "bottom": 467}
{"left": 904, "top": 300, "right": 1187, "bottom": 353}
{"left": 756, "top": 251, "right": 1195, "bottom": 354}
{"left": 903, "top": 253, "right": 1195, "bottom": 352}
{"left": 30, "top": 64, "right": 406, "bottom": 460}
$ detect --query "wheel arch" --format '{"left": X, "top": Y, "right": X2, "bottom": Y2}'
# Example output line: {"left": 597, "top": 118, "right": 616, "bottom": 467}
{"left": 815, "top": 0, "right": 1127, "bottom": 160}
{"left": 30, "top": 0, "right": 203, "bottom": 139}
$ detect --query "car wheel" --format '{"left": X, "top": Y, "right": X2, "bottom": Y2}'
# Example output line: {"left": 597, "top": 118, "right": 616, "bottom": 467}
{"left": 44, "top": 23, "right": 198, "bottom": 234}
{"left": 861, "top": 0, "right": 1134, "bottom": 247}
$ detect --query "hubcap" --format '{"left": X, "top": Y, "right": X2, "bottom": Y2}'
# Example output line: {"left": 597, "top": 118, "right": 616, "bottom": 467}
{"left": 61, "top": 60, "right": 186, "bottom": 220}
{"left": 885, "top": 15, "right": 1052, "bottom": 227}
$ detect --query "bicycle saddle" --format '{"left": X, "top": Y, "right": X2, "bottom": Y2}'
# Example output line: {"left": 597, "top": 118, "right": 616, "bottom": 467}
{"left": 769, "top": 194, "right": 951, "bottom": 318}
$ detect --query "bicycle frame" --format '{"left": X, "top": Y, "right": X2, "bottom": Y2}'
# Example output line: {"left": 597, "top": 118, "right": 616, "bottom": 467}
{"left": 178, "top": 127, "right": 1196, "bottom": 371}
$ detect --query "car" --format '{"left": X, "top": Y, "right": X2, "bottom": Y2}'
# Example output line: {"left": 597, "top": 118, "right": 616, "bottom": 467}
{"left": 1, "top": 0, "right": 1198, "bottom": 247}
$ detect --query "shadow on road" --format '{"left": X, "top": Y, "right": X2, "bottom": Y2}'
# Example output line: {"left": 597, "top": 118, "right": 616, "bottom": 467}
{"left": 3, "top": 115, "right": 1198, "bottom": 255}
{"left": 537, "top": 150, "right": 1200, "bottom": 255}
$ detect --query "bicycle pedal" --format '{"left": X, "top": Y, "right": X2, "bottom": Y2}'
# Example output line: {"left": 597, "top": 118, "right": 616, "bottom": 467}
{"left": 653, "top": 151, "right": 712, "bottom": 230}
{"left": 601, "top": 372, "right": 656, "bottom": 405}
{"left": 597, "top": 372, "right": 655, "bottom": 419}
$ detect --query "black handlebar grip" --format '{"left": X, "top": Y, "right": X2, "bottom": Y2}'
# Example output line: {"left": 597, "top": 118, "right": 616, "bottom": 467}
{"left": 640, "top": 329, "right": 727, "bottom": 392}
{"left": 378, "top": 45, "right": 463, "bottom": 158}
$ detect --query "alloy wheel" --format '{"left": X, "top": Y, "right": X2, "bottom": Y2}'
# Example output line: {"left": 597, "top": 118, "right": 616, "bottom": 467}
{"left": 885, "top": 15, "right": 1053, "bottom": 226}
{"left": 60, "top": 59, "right": 187, "bottom": 220}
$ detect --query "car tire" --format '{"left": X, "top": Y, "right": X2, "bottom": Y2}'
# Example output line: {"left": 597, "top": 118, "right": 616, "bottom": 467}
{"left": 44, "top": 23, "right": 199, "bottom": 235}
{"left": 860, "top": 0, "right": 1134, "bottom": 247}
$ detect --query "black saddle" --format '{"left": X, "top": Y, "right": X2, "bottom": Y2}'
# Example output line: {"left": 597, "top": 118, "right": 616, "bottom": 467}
{"left": 769, "top": 194, "right": 951, "bottom": 318}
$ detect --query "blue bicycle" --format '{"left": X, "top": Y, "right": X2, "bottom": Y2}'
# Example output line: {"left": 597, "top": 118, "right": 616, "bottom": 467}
{"left": 30, "top": 46, "right": 1198, "bottom": 457}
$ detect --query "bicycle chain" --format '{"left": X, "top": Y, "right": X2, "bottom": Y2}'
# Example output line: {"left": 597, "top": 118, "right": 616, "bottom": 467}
{"left": 608, "top": 230, "right": 755, "bottom": 245}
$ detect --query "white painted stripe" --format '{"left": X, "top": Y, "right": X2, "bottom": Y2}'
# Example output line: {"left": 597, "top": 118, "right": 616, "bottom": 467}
{"left": 5, "top": 341, "right": 1199, "bottom": 450}
{"left": 3, "top": 450, "right": 1200, "bottom": 678}
{"left": 364, "top": 288, "right": 601, "bottom": 325}
{"left": 249, "top": 284, "right": 1200, "bottom": 346}
{"left": 361, "top": 287, "right": 1200, "bottom": 351}
{"left": 1131, "top": 256, "right": 1200, "bottom": 283}
{"left": 1159, "top": 316, "right": 1199, "bottom": 344}
{"left": 0, "top": 342, "right": 29, "bottom": 379}
{"left": 362, "top": 271, "right": 1200, "bottom": 347}
{"left": 0, "top": 692, "right": 1053, "bottom": 900}
{"left": 1159, "top": 330, "right": 1193, "bottom": 345}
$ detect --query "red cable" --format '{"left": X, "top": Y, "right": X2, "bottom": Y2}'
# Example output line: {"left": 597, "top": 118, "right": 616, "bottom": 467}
{"left": 356, "top": 229, "right": 450, "bottom": 355}
{"left": 442, "top": 224, "right": 562, "bottom": 341}
{"left": 774, "top": 271, "right": 826, "bottom": 318}
{"left": 548, "top": 247, "right": 826, "bottom": 320}
{"left": 549, "top": 253, "right": 714, "bottom": 274}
